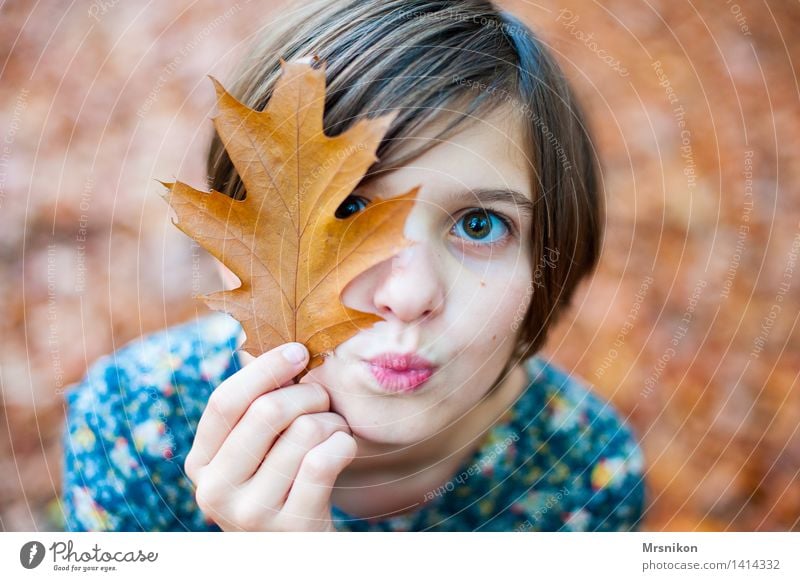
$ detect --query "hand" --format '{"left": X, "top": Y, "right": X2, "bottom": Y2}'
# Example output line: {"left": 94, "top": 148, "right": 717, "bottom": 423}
{"left": 185, "top": 342, "right": 357, "bottom": 531}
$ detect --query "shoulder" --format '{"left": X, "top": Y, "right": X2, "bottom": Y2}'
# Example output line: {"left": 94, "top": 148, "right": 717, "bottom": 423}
{"left": 63, "top": 312, "right": 243, "bottom": 450}
{"left": 60, "top": 312, "right": 242, "bottom": 531}
{"left": 512, "top": 355, "right": 647, "bottom": 531}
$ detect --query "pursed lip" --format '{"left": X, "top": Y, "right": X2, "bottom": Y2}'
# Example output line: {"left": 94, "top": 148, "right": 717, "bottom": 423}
{"left": 366, "top": 352, "right": 436, "bottom": 371}
{"left": 364, "top": 352, "right": 438, "bottom": 393}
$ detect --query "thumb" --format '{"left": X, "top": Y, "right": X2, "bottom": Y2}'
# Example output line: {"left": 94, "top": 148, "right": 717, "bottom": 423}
{"left": 236, "top": 342, "right": 308, "bottom": 387}
{"left": 237, "top": 350, "right": 256, "bottom": 366}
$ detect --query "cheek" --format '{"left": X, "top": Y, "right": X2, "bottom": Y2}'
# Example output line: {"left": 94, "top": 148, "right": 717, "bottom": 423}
{"left": 298, "top": 358, "right": 355, "bottom": 418}
{"left": 499, "top": 276, "right": 534, "bottom": 331}
{"left": 453, "top": 267, "right": 533, "bottom": 344}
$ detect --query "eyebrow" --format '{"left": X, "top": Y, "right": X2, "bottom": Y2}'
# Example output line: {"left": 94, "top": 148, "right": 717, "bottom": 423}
{"left": 443, "top": 187, "right": 535, "bottom": 219}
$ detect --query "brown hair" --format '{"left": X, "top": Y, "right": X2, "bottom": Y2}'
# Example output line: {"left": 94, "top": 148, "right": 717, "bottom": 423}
{"left": 207, "top": 0, "right": 603, "bottom": 387}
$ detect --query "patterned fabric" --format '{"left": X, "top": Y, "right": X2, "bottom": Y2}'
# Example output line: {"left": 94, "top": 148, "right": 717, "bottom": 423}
{"left": 59, "top": 312, "right": 647, "bottom": 532}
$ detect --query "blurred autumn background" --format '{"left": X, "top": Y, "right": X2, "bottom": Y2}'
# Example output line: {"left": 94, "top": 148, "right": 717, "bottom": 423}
{"left": 1, "top": 0, "right": 798, "bottom": 532}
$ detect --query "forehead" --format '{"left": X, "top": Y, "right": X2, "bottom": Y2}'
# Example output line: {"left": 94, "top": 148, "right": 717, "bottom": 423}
{"left": 365, "top": 104, "right": 533, "bottom": 201}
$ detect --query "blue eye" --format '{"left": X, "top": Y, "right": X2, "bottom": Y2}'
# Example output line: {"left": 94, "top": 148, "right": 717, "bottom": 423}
{"left": 335, "top": 195, "right": 513, "bottom": 248}
{"left": 452, "top": 209, "right": 511, "bottom": 246}
{"left": 335, "top": 195, "right": 369, "bottom": 219}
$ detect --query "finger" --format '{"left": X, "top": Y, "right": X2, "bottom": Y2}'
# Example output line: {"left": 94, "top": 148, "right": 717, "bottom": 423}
{"left": 237, "top": 350, "right": 256, "bottom": 365}
{"left": 187, "top": 342, "right": 309, "bottom": 475}
{"left": 246, "top": 412, "right": 350, "bottom": 505}
{"left": 281, "top": 431, "right": 357, "bottom": 524}
{"left": 239, "top": 349, "right": 294, "bottom": 387}
{"left": 204, "top": 383, "right": 330, "bottom": 485}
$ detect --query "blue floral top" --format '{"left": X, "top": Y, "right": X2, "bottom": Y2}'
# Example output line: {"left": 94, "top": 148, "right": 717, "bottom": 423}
{"left": 59, "top": 312, "right": 647, "bottom": 532}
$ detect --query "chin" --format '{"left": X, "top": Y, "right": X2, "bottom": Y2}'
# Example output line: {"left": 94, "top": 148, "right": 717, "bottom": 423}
{"left": 308, "top": 355, "right": 446, "bottom": 445}
{"left": 351, "top": 421, "right": 428, "bottom": 445}
{"left": 330, "top": 397, "right": 434, "bottom": 446}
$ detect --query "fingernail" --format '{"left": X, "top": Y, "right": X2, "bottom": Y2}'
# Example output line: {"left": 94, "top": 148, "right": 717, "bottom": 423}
{"left": 281, "top": 343, "right": 307, "bottom": 364}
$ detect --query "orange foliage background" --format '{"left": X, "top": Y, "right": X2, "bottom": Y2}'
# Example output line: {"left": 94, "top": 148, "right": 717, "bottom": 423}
{"left": 1, "top": 0, "right": 797, "bottom": 531}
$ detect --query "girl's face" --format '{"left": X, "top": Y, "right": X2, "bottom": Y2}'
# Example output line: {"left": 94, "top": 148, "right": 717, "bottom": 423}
{"left": 308, "top": 105, "right": 535, "bottom": 445}
{"left": 221, "top": 104, "right": 535, "bottom": 446}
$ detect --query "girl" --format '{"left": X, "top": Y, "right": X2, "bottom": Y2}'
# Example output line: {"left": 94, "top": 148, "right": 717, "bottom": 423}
{"left": 60, "top": 0, "right": 646, "bottom": 532}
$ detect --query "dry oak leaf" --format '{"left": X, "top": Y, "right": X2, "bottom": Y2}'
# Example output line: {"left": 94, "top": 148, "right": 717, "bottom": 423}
{"left": 159, "top": 58, "right": 418, "bottom": 371}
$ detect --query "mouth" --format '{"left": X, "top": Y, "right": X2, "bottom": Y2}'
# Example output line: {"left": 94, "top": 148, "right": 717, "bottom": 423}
{"left": 364, "top": 352, "right": 437, "bottom": 394}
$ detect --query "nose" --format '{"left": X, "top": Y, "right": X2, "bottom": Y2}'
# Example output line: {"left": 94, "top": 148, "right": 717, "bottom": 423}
{"left": 372, "top": 242, "right": 445, "bottom": 324}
